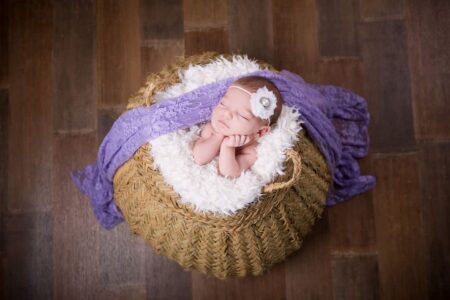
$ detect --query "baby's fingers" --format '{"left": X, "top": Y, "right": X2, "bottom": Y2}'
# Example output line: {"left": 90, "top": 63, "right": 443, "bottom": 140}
{"left": 228, "top": 135, "right": 238, "bottom": 147}
{"left": 239, "top": 135, "right": 250, "bottom": 146}
{"left": 234, "top": 135, "right": 243, "bottom": 146}
{"left": 234, "top": 135, "right": 241, "bottom": 146}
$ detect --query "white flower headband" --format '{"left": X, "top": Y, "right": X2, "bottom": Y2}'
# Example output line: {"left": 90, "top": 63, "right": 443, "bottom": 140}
{"left": 229, "top": 85, "right": 277, "bottom": 126}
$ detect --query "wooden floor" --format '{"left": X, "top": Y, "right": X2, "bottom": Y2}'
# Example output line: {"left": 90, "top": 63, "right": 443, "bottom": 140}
{"left": 1, "top": 0, "right": 449, "bottom": 299}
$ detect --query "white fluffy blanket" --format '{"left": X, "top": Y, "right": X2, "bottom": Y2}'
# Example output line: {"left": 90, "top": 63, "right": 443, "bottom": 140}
{"left": 148, "top": 55, "right": 304, "bottom": 215}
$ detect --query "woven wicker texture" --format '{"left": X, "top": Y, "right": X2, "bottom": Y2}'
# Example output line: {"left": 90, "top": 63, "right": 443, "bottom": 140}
{"left": 113, "top": 52, "right": 332, "bottom": 280}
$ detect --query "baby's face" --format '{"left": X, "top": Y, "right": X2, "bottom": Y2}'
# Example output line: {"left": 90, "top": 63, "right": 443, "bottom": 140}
{"left": 211, "top": 85, "right": 268, "bottom": 136}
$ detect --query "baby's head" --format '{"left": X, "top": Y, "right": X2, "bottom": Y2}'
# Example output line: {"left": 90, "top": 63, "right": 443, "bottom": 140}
{"left": 211, "top": 76, "right": 283, "bottom": 138}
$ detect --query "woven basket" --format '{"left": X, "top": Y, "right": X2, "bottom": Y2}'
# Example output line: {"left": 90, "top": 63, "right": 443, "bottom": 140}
{"left": 113, "top": 52, "right": 332, "bottom": 280}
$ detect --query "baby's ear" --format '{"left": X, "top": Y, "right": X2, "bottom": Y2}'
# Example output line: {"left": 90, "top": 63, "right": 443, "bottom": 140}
{"left": 258, "top": 125, "right": 271, "bottom": 137}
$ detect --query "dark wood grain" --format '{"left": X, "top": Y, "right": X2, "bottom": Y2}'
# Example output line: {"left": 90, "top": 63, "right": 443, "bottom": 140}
{"left": 145, "top": 246, "right": 192, "bottom": 300}
{"left": 405, "top": 0, "right": 450, "bottom": 140}
{"left": 331, "top": 253, "right": 379, "bottom": 300}
{"left": 184, "top": 0, "right": 228, "bottom": 30}
{"left": 53, "top": 133, "right": 100, "bottom": 299}
{"left": 53, "top": 0, "right": 96, "bottom": 132}
{"left": 328, "top": 154, "right": 377, "bottom": 253}
{"left": 1, "top": 2, "right": 8, "bottom": 298}
{"left": 359, "top": 20, "right": 416, "bottom": 153}
{"left": 228, "top": 0, "right": 273, "bottom": 63}
{"left": 1, "top": 253, "right": 6, "bottom": 300}
{"left": 0, "top": 89, "right": 8, "bottom": 298}
{"left": 0, "top": 89, "right": 7, "bottom": 255}
{"left": 97, "top": 0, "right": 142, "bottom": 107}
{"left": 140, "top": 0, "right": 183, "bottom": 40}
{"left": 97, "top": 107, "right": 125, "bottom": 147}
{"left": 318, "top": 56, "right": 377, "bottom": 253}
{"left": 8, "top": 0, "right": 53, "bottom": 212}
{"left": 141, "top": 39, "right": 185, "bottom": 78}
{"left": 5, "top": 212, "right": 53, "bottom": 300}
{"left": 328, "top": 193, "right": 377, "bottom": 253}
{"left": 183, "top": 0, "right": 229, "bottom": 57}
{"left": 99, "top": 224, "right": 146, "bottom": 298}
{"left": 184, "top": 28, "right": 229, "bottom": 56}
{"left": 317, "top": 0, "right": 359, "bottom": 57}
{"left": 0, "top": 0, "right": 8, "bottom": 89}
{"left": 418, "top": 141, "right": 450, "bottom": 299}
{"left": 372, "top": 153, "right": 427, "bottom": 299}
{"left": 192, "top": 259, "right": 285, "bottom": 300}
{"left": 99, "top": 285, "right": 146, "bottom": 300}
{"left": 272, "top": 0, "right": 319, "bottom": 82}
{"left": 286, "top": 214, "right": 333, "bottom": 300}
{"left": 359, "top": 0, "right": 404, "bottom": 21}
{"left": 318, "top": 57, "right": 366, "bottom": 100}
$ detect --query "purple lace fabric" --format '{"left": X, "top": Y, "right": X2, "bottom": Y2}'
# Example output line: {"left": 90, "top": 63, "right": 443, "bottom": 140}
{"left": 70, "top": 69, "right": 376, "bottom": 230}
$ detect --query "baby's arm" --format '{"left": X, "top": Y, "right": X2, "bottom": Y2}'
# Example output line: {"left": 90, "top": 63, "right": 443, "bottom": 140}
{"left": 192, "top": 123, "right": 225, "bottom": 165}
{"left": 218, "top": 135, "right": 257, "bottom": 178}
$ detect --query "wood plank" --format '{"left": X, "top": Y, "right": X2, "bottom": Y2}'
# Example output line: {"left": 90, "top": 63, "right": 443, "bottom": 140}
{"left": 53, "top": 0, "right": 96, "bottom": 131}
{"left": 98, "top": 224, "right": 146, "bottom": 295}
{"left": 318, "top": 57, "right": 377, "bottom": 253}
{"left": 8, "top": 1, "right": 56, "bottom": 297}
{"left": 328, "top": 154, "right": 377, "bottom": 252}
{"left": 405, "top": 0, "right": 450, "bottom": 140}
{"left": 318, "top": 57, "right": 365, "bottom": 96}
{"left": 418, "top": 141, "right": 450, "bottom": 299}
{"left": 184, "top": 29, "right": 228, "bottom": 56}
{"left": 140, "top": 0, "right": 183, "bottom": 40}
{"left": 141, "top": 39, "right": 185, "bottom": 83}
{"left": 0, "top": 89, "right": 7, "bottom": 255}
{"left": 359, "top": 0, "right": 404, "bottom": 21}
{"left": 145, "top": 246, "right": 192, "bottom": 300}
{"left": 228, "top": 0, "right": 273, "bottom": 63}
{"left": 184, "top": 0, "right": 228, "bottom": 30}
{"left": 97, "top": 107, "right": 125, "bottom": 147}
{"left": 286, "top": 213, "right": 333, "bottom": 300}
{"left": 5, "top": 212, "right": 53, "bottom": 299}
{"left": 359, "top": 20, "right": 416, "bottom": 153}
{"left": 97, "top": 0, "right": 142, "bottom": 107}
{"left": 372, "top": 153, "right": 427, "bottom": 300}
{"left": 331, "top": 253, "right": 379, "bottom": 300}
{"left": 272, "top": 0, "right": 319, "bottom": 82}
{"left": 0, "top": 89, "right": 8, "bottom": 298}
{"left": 192, "top": 257, "right": 285, "bottom": 300}
{"left": 0, "top": 253, "right": 6, "bottom": 299}
{"left": 8, "top": 0, "right": 53, "bottom": 212}
{"left": 98, "top": 285, "right": 146, "bottom": 300}
{"left": 53, "top": 133, "right": 100, "bottom": 299}
{"left": 97, "top": 107, "right": 147, "bottom": 297}
{"left": 328, "top": 192, "right": 377, "bottom": 253}
{"left": 317, "top": 0, "right": 359, "bottom": 57}
{"left": 0, "top": 0, "right": 8, "bottom": 88}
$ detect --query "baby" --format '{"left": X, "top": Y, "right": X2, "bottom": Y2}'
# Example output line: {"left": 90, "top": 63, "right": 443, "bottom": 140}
{"left": 192, "top": 75, "right": 283, "bottom": 178}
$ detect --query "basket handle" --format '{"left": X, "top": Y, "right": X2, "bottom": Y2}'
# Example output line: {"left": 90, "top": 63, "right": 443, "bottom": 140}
{"left": 263, "top": 148, "right": 302, "bottom": 193}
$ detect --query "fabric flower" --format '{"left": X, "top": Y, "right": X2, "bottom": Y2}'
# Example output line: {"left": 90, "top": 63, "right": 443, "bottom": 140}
{"left": 249, "top": 86, "right": 277, "bottom": 121}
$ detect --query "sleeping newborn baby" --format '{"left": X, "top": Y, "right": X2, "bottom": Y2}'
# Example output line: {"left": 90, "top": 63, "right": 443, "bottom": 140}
{"left": 192, "top": 75, "right": 283, "bottom": 178}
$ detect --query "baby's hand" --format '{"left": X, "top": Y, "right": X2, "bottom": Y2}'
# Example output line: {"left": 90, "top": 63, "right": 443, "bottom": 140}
{"left": 222, "top": 134, "right": 254, "bottom": 148}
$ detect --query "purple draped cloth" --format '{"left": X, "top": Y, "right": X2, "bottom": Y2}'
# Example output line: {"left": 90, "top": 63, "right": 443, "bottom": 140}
{"left": 70, "top": 69, "right": 376, "bottom": 230}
